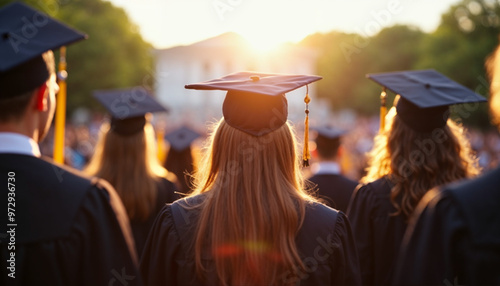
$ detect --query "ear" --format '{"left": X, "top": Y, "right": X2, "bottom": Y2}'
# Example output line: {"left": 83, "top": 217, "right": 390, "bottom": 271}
{"left": 35, "top": 83, "right": 48, "bottom": 111}
{"left": 337, "top": 145, "right": 343, "bottom": 157}
{"left": 311, "top": 148, "right": 318, "bottom": 158}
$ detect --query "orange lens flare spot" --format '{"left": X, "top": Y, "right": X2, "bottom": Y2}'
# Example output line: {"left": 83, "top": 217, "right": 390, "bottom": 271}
{"left": 214, "top": 244, "right": 242, "bottom": 257}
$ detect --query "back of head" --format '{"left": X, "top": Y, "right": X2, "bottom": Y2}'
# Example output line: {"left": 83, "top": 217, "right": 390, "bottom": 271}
{"left": 0, "top": 51, "right": 55, "bottom": 123}
{"left": 315, "top": 135, "right": 341, "bottom": 160}
{"left": 85, "top": 121, "right": 166, "bottom": 221}
{"left": 363, "top": 109, "right": 480, "bottom": 218}
{"left": 0, "top": 2, "right": 86, "bottom": 135}
{"left": 164, "top": 126, "right": 200, "bottom": 194}
{"left": 164, "top": 147, "right": 195, "bottom": 194}
{"left": 190, "top": 119, "right": 314, "bottom": 285}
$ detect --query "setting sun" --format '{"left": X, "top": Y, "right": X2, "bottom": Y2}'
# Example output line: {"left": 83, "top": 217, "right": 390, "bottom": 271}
{"left": 243, "top": 33, "right": 285, "bottom": 52}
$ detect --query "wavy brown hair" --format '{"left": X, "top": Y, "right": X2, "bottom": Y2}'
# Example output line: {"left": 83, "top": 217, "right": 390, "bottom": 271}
{"left": 186, "top": 119, "right": 316, "bottom": 286}
{"left": 85, "top": 121, "right": 173, "bottom": 221}
{"left": 362, "top": 107, "right": 480, "bottom": 218}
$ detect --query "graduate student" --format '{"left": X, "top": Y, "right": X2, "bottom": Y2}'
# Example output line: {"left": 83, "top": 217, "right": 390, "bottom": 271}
{"left": 0, "top": 3, "right": 140, "bottom": 285}
{"left": 347, "top": 70, "right": 485, "bottom": 285}
{"left": 164, "top": 126, "right": 201, "bottom": 194}
{"left": 140, "top": 72, "right": 362, "bottom": 286}
{"left": 392, "top": 45, "right": 500, "bottom": 286}
{"left": 86, "top": 87, "right": 179, "bottom": 257}
{"left": 307, "top": 126, "right": 358, "bottom": 212}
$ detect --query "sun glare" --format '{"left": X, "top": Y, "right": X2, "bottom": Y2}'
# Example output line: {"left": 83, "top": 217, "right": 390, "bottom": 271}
{"left": 243, "top": 33, "right": 288, "bottom": 53}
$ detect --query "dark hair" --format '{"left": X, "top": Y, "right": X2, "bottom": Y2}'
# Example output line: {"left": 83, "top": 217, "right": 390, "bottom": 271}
{"left": 0, "top": 90, "right": 35, "bottom": 122}
{"left": 315, "top": 135, "right": 341, "bottom": 159}
{"left": 164, "top": 146, "right": 195, "bottom": 194}
{"left": 0, "top": 51, "right": 55, "bottom": 122}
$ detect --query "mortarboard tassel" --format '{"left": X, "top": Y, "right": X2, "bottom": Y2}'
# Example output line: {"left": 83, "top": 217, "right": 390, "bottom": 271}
{"left": 379, "top": 87, "right": 387, "bottom": 132}
{"left": 303, "top": 85, "right": 311, "bottom": 167}
{"left": 157, "top": 128, "right": 166, "bottom": 164}
{"left": 53, "top": 46, "right": 67, "bottom": 164}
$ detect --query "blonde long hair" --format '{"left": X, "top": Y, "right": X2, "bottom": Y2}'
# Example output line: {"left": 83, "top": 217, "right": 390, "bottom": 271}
{"left": 187, "top": 119, "right": 316, "bottom": 285}
{"left": 85, "top": 120, "right": 169, "bottom": 221}
{"left": 487, "top": 44, "right": 500, "bottom": 126}
{"left": 362, "top": 108, "right": 480, "bottom": 218}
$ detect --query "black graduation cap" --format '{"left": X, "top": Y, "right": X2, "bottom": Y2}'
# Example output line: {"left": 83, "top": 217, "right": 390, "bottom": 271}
{"left": 367, "top": 69, "right": 487, "bottom": 132}
{"left": 185, "top": 71, "right": 322, "bottom": 136}
{"left": 0, "top": 2, "right": 87, "bottom": 97}
{"left": 93, "top": 87, "right": 168, "bottom": 136}
{"left": 312, "top": 126, "right": 348, "bottom": 140}
{"left": 165, "top": 126, "right": 201, "bottom": 152}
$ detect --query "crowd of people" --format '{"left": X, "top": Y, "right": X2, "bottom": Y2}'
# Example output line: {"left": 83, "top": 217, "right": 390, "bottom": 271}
{"left": 38, "top": 114, "right": 500, "bottom": 179}
{"left": 2, "top": 2, "right": 500, "bottom": 286}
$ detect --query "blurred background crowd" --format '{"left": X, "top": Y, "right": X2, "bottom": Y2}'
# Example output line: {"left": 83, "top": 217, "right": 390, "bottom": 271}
{"left": 38, "top": 115, "right": 500, "bottom": 180}
{"left": 6, "top": 0, "right": 500, "bottom": 180}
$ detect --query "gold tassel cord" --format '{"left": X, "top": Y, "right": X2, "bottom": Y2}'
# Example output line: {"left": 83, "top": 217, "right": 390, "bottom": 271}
{"left": 379, "top": 87, "right": 387, "bottom": 132}
{"left": 53, "top": 46, "right": 67, "bottom": 164}
{"left": 157, "top": 129, "right": 166, "bottom": 164}
{"left": 303, "top": 85, "right": 311, "bottom": 167}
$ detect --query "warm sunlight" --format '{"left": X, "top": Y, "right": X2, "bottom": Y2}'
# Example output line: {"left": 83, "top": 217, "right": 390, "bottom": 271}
{"left": 243, "top": 33, "right": 286, "bottom": 53}
{"left": 108, "top": 0, "right": 460, "bottom": 49}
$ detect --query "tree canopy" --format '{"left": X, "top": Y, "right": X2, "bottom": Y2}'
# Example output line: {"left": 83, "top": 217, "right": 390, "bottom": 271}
{"left": 3, "top": 0, "right": 499, "bottom": 128}
{"left": 300, "top": 0, "right": 500, "bottom": 128}
{"left": 0, "top": 0, "right": 153, "bottom": 113}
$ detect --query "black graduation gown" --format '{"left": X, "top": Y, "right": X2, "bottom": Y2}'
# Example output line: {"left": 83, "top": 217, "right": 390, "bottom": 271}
{"left": 307, "top": 173, "right": 358, "bottom": 212}
{"left": 347, "top": 177, "right": 408, "bottom": 286}
{"left": 140, "top": 195, "right": 362, "bottom": 286}
{"left": 0, "top": 154, "right": 141, "bottom": 286}
{"left": 130, "top": 177, "right": 178, "bottom": 257}
{"left": 392, "top": 167, "right": 500, "bottom": 286}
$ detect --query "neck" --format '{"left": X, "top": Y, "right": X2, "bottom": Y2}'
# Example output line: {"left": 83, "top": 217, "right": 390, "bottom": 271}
{"left": 311, "top": 161, "right": 342, "bottom": 175}
{"left": 0, "top": 117, "right": 39, "bottom": 142}
{"left": 317, "top": 156, "right": 338, "bottom": 163}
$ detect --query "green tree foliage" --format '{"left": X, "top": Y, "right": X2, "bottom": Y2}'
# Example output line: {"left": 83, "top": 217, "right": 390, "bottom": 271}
{"left": 301, "top": 25, "right": 424, "bottom": 115}
{"left": 0, "top": 0, "right": 153, "bottom": 114}
{"left": 300, "top": 0, "right": 500, "bottom": 129}
{"left": 416, "top": 0, "right": 500, "bottom": 128}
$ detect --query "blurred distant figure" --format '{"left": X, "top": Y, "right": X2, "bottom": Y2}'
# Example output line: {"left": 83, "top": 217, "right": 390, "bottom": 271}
{"left": 348, "top": 70, "right": 484, "bottom": 286}
{"left": 392, "top": 43, "right": 500, "bottom": 286}
{"left": 141, "top": 72, "right": 361, "bottom": 286}
{"left": 86, "top": 87, "right": 179, "bottom": 257}
{"left": 307, "top": 126, "right": 358, "bottom": 212}
{"left": 164, "top": 126, "right": 201, "bottom": 195}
